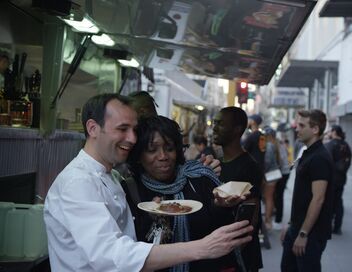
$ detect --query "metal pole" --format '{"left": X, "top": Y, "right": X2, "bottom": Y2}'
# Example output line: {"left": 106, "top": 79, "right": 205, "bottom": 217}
{"left": 40, "top": 16, "right": 66, "bottom": 136}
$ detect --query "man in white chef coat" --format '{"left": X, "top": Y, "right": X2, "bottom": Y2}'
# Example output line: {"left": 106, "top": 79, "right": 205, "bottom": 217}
{"left": 44, "top": 93, "right": 253, "bottom": 272}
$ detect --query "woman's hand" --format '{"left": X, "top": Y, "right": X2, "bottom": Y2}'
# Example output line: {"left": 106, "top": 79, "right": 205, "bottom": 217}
{"left": 152, "top": 196, "right": 163, "bottom": 203}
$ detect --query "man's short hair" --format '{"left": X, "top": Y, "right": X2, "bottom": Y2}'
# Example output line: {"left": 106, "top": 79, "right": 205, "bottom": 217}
{"left": 264, "top": 127, "right": 276, "bottom": 138}
{"left": 220, "top": 106, "right": 248, "bottom": 136}
{"left": 128, "top": 91, "right": 158, "bottom": 118}
{"left": 249, "top": 114, "right": 262, "bottom": 126}
{"left": 128, "top": 91, "right": 158, "bottom": 107}
{"left": 331, "top": 124, "right": 345, "bottom": 140}
{"left": 298, "top": 109, "right": 327, "bottom": 136}
{"left": 81, "top": 93, "right": 131, "bottom": 137}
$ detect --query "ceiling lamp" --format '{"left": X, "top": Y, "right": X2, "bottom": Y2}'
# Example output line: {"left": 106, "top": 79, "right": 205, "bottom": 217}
{"left": 195, "top": 105, "right": 205, "bottom": 111}
{"left": 92, "top": 34, "right": 115, "bottom": 46}
{"left": 63, "top": 17, "right": 99, "bottom": 33}
{"left": 118, "top": 58, "right": 140, "bottom": 68}
{"left": 259, "top": 0, "right": 307, "bottom": 8}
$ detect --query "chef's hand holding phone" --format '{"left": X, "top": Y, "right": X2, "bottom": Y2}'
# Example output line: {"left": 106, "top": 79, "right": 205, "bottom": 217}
{"left": 234, "top": 202, "right": 256, "bottom": 237}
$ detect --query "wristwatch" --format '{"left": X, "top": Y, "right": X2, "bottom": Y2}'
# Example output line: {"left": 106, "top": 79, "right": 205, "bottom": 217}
{"left": 299, "top": 230, "right": 308, "bottom": 238}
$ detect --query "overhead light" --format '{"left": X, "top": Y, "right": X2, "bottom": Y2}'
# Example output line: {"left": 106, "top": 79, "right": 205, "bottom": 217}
{"left": 195, "top": 105, "right": 204, "bottom": 111}
{"left": 92, "top": 34, "right": 115, "bottom": 46}
{"left": 259, "top": 0, "right": 307, "bottom": 8}
{"left": 63, "top": 17, "right": 99, "bottom": 33}
{"left": 207, "top": 120, "right": 212, "bottom": 126}
{"left": 118, "top": 58, "right": 140, "bottom": 68}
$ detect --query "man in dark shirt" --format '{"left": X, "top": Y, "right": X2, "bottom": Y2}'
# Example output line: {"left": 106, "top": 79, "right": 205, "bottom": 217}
{"left": 213, "top": 107, "right": 263, "bottom": 272}
{"left": 325, "top": 125, "right": 351, "bottom": 235}
{"left": 243, "top": 114, "right": 266, "bottom": 172}
{"left": 281, "top": 109, "right": 334, "bottom": 272}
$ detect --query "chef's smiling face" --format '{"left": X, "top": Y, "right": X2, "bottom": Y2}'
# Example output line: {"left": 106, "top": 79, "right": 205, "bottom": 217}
{"left": 140, "top": 132, "right": 177, "bottom": 183}
{"left": 93, "top": 99, "right": 138, "bottom": 170}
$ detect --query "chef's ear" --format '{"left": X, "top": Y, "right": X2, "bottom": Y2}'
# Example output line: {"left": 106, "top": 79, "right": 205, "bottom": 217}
{"left": 86, "top": 119, "right": 100, "bottom": 138}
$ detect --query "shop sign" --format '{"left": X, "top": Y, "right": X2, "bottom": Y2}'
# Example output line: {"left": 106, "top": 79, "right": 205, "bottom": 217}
{"left": 271, "top": 87, "right": 306, "bottom": 107}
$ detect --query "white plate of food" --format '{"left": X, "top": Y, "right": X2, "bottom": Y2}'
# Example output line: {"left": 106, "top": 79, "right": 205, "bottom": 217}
{"left": 137, "top": 200, "right": 203, "bottom": 216}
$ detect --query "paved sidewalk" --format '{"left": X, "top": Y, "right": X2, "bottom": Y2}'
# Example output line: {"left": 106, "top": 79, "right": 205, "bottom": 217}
{"left": 261, "top": 171, "right": 352, "bottom": 271}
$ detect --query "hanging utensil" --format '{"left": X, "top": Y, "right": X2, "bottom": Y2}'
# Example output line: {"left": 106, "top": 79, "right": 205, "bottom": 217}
{"left": 19, "top": 53, "right": 27, "bottom": 96}
{"left": 19, "top": 52, "right": 27, "bottom": 75}
{"left": 12, "top": 54, "right": 19, "bottom": 77}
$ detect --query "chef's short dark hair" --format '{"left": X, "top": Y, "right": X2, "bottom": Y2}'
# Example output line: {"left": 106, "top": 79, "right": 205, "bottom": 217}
{"left": 81, "top": 93, "right": 131, "bottom": 137}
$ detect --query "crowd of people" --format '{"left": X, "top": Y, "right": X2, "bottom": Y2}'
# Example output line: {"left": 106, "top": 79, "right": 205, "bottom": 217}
{"left": 43, "top": 91, "right": 351, "bottom": 272}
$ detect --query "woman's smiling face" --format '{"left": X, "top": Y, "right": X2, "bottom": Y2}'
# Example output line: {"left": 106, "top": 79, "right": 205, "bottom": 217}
{"left": 140, "top": 131, "right": 177, "bottom": 183}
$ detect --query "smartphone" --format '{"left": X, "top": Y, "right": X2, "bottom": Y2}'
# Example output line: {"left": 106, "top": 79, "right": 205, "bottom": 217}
{"left": 234, "top": 203, "right": 256, "bottom": 238}
{"left": 234, "top": 202, "right": 256, "bottom": 226}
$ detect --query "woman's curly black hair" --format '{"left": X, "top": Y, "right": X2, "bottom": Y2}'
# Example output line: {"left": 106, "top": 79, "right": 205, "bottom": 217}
{"left": 127, "top": 116, "right": 186, "bottom": 178}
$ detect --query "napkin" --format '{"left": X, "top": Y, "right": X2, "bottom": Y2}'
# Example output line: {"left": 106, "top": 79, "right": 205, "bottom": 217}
{"left": 213, "top": 181, "right": 253, "bottom": 197}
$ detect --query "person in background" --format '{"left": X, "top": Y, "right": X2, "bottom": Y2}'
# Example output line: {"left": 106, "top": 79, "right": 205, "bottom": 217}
{"left": 127, "top": 115, "right": 252, "bottom": 272}
{"left": 44, "top": 93, "right": 253, "bottom": 272}
{"left": 281, "top": 109, "right": 334, "bottom": 272}
{"left": 243, "top": 114, "right": 266, "bottom": 172}
{"left": 284, "top": 139, "right": 294, "bottom": 165}
{"left": 273, "top": 139, "right": 291, "bottom": 230}
{"left": 263, "top": 127, "right": 281, "bottom": 231}
{"left": 0, "top": 53, "right": 10, "bottom": 89}
{"left": 0, "top": 53, "right": 10, "bottom": 74}
{"left": 193, "top": 135, "right": 217, "bottom": 160}
{"left": 325, "top": 124, "right": 351, "bottom": 235}
{"left": 213, "top": 107, "right": 263, "bottom": 272}
{"left": 128, "top": 90, "right": 158, "bottom": 118}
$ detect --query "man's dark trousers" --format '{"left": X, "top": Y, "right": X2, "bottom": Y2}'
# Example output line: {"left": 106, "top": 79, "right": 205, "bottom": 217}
{"left": 281, "top": 226, "right": 327, "bottom": 272}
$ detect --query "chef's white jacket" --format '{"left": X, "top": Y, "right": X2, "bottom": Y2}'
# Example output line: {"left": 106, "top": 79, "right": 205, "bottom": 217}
{"left": 44, "top": 150, "right": 153, "bottom": 271}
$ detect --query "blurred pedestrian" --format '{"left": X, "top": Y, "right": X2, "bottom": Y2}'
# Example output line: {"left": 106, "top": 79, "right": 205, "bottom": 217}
{"left": 281, "top": 109, "right": 334, "bottom": 272}
{"left": 273, "top": 139, "right": 291, "bottom": 230}
{"left": 263, "top": 127, "right": 281, "bottom": 231}
{"left": 0, "top": 53, "right": 10, "bottom": 74}
{"left": 193, "top": 135, "right": 217, "bottom": 159}
{"left": 325, "top": 125, "right": 351, "bottom": 235}
{"left": 284, "top": 139, "right": 294, "bottom": 165}
{"left": 243, "top": 114, "right": 266, "bottom": 172}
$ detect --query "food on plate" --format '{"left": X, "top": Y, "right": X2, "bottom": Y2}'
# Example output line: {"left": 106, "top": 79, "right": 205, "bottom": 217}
{"left": 158, "top": 202, "right": 192, "bottom": 213}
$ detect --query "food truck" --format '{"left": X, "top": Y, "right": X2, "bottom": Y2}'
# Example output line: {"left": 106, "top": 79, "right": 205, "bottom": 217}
{"left": 0, "top": 0, "right": 316, "bottom": 270}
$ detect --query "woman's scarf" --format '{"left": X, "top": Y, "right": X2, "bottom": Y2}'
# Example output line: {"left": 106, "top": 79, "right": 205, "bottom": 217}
{"left": 141, "top": 160, "right": 221, "bottom": 272}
